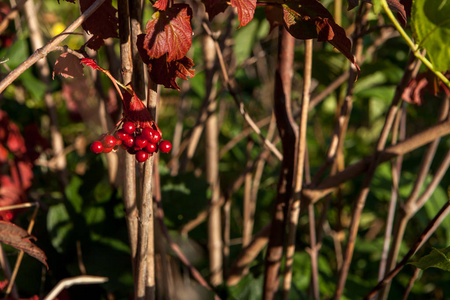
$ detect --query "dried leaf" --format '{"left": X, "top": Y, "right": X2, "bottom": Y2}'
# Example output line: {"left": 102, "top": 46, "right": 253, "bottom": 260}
{"left": 142, "top": 4, "right": 193, "bottom": 62}
{"left": 79, "top": 0, "right": 118, "bottom": 50}
{"left": 53, "top": 52, "right": 84, "bottom": 79}
{"left": 0, "top": 221, "right": 48, "bottom": 269}
{"left": 230, "top": 0, "right": 256, "bottom": 27}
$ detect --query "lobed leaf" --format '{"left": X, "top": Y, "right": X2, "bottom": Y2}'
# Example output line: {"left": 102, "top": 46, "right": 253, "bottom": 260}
{"left": 142, "top": 4, "right": 193, "bottom": 62}
{"left": 137, "top": 34, "right": 195, "bottom": 90}
{"left": 0, "top": 221, "right": 48, "bottom": 269}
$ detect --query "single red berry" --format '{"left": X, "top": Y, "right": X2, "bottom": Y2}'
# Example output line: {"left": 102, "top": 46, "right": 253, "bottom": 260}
{"left": 145, "top": 143, "right": 157, "bottom": 153}
{"left": 102, "top": 135, "right": 116, "bottom": 148}
{"left": 149, "top": 130, "right": 161, "bottom": 144}
{"left": 134, "top": 135, "right": 148, "bottom": 149}
{"left": 135, "top": 150, "right": 149, "bottom": 162}
{"left": 159, "top": 140, "right": 172, "bottom": 153}
{"left": 115, "top": 130, "right": 129, "bottom": 141}
{"left": 90, "top": 141, "right": 104, "bottom": 154}
{"left": 103, "top": 147, "right": 113, "bottom": 153}
{"left": 122, "top": 121, "right": 136, "bottom": 134}
{"left": 141, "top": 127, "right": 153, "bottom": 141}
{"left": 123, "top": 135, "right": 135, "bottom": 148}
{"left": 115, "top": 139, "right": 122, "bottom": 146}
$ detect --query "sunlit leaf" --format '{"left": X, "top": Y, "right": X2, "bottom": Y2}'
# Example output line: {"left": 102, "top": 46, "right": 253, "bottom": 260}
{"left": 412, "top": 0, "right": 450, "bottom": 72}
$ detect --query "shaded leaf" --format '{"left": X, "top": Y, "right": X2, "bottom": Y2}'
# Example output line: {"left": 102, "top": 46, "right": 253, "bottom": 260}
{"left": 137, "top": 34, "right": 195, "bottom": 90}
{"left": 412, "top": 0, "right": 450, "bottom": 72}
{"left": 202, "top": 0, "right": 229, "bottom": 21}
{"left": 280, "top": 0, "right": 359, "bottom": 72}
{"left": 142, "top": 4, "right": 193, "bottom": 62}
{"left": 79, "top": 0, "right": 118, "bottom": 50}
{"left": 410, "top": 247, "right": 450, "bottom": 271}
{"left": 0, "top": 221, "right": 48, "bottom": 269}
{"left": 53, "top": 52, "right": 84, "bottom": 79}
{"left": 230, "top": 0, "right": 256, "bottom": 27}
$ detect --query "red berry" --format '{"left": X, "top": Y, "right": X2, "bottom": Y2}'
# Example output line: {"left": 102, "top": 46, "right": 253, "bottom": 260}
{"left": 103, "top": 135, "right": 116, "bottom": 148}
{"left": 115, "top": 130, "right": 129, "bottom": 141}
{"left": 123, "top": 135, "right": 135, "bottom": 148}
{"left": 115, "top": 139, "right": 122, "bottom": 146}
{"left": 145, "top": 143, "right": 157, "bottom": 153}
{"left": 159, "top": 140, "right": 172, "bottom": 153}
{"left": 149, "top": 130, "right": 161, "bottom": 144}
{"left": 122, "top": 121, "right": 136, "bottom": 134}
{"left": 134, "top": 135, "right": 148, "bottom": 149}
{"left": 135, "top": 150, "right": 148, "bottom": 162}
{"left": 141, "top": 127, "right": 153, "bottom": 141}
{"left": 90, "top": 141, "right": 104, "bottom": 154}
{"left": 103, "top": 147, "right": 113, "bottom": 153}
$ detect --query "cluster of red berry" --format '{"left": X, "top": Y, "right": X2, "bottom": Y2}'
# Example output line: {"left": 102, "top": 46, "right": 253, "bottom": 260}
{"left": 90, "top": 121, "right": 172, "bottom": 162}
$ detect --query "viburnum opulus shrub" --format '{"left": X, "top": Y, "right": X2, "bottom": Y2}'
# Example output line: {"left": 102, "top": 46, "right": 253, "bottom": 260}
{"left": 53, "top": 0, "right": 381, "bottom": 157}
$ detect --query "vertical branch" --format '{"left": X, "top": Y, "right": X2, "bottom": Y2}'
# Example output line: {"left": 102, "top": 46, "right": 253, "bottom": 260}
{"left": 263, "top": 26, "right": 298, "bottom": 300}
{"left": 242, "top": 139, "right": 255, "bottom": 247}
{"left": 118, "top": 0, "right": 138, "bottom": 286}
{"left": 203, "top": 34, "right": 223, "bottom": 286}
{"left": 23, "top": 0, "right": 68, "bottom": 188}
{"left": 282, "top": 38, "right": 313, "bottom": 300}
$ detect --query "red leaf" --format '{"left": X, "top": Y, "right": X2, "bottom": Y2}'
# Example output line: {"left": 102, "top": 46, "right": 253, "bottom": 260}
{"left": 121, "top": 88, "right": 156, "bottom": 129}
{"left": 230, "top": 0, "right": 256, "bottom": 27}
{"left": 281, "top": 0, "right": 359, "bottom": 73}
{"left": 80, "top": 58, "right": 103, "bottom": 71}
{"left": 142, "top": 4, "right": 193, "bottom": 62}
{"left": 79, "top": 0, "right": 118, "bottom": 51}
{"left": 53, "top": 52, "right": 84, "bottom": 79}
{"left": 0, "top": 221, "right": 48, "bottom": 269}
{"left": 137, "top": 34, "right": 195, "bottom": 90}
{"left": 153, "top": 0, "right": 168, "bottom": 11}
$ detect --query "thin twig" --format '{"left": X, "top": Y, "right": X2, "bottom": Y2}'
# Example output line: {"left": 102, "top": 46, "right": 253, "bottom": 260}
{"left": 282, "top": 38, "right": 313, "bottom": 300}
{"left": 202, "top": 21, "right": 283, "bottom": 161}
{"left": 44, "top": 276, "right": 108, "bottom": 300}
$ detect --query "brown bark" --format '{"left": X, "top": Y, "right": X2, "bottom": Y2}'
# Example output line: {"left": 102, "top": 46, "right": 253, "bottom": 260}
{"left": 263, "top": 27, "right": 298, "bottom": 300}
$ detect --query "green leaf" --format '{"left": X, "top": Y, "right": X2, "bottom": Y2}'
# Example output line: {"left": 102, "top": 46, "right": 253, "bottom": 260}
{"left": 47, "top": 203, "right": 73, "bottom": 253}
{"left": 410, "top": 247, "right": 450, "bottom": 271}
{"left": 412, "top": 0, "right": 450, "bottom": 72}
